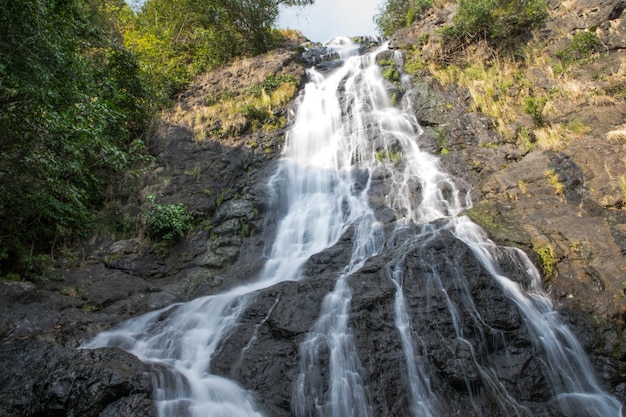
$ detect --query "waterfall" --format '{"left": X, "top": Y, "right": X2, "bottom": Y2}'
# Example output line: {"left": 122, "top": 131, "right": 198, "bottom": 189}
{"left": 83, "top": 39, "right": 623, "bottom": 417}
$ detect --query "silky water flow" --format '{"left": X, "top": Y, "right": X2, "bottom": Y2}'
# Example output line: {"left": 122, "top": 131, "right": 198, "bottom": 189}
{"left": 84, "top": 39, "right": 623, "bottom": 417}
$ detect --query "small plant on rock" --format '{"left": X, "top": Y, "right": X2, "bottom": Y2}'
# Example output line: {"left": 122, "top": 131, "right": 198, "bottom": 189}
{"left": 533, "top": 242, "right": 557, "bottom": 287}
{"left": 523, "top": 95, "right": 548, "bottom": 127}
{"left": 144, "top": 195, "right": 193, "bottom": 242}
{"left": 545, "top": 169, "right": 564, "bottom": 196}
{"left": 556, "top": 31, "right": 602, "bottom": 68}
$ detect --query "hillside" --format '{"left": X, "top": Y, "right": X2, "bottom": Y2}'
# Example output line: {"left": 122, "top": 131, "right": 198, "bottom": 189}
{"left": 0, "top": 1, "right": 625, "bottom": 415}
{"left": 391, "top": 0, "right": 626, "bottom": 375}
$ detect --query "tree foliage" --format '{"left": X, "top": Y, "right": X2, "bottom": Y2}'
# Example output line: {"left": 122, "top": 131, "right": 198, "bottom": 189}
{"left": 375, "top": 0, "right": 547, "bottom": 47}
{"left": 0, "top": 0, "right": 312, "bottom": 279}
{"left": 125, "top": 0, "right": 314, "bottom": 103}
{"left": 444, "top": 0, "right": 547, "bottom": 44}
{"left": 0, "top": 0, "right": 152, "bottom": 279}
{"left": 375, "top": 0, "right": 433, "bottom": 37}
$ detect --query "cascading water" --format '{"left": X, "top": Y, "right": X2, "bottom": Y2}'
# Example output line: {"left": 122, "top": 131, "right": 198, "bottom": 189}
{"left": 84, "top": 38, "right": 623, "bottom": 417}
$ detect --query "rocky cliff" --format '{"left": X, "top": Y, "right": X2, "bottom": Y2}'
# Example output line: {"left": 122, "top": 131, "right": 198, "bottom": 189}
{"left": 1, "top": 2, "right": 625, "bottom": 416}
{"left": 0, "top": 44, "right": 307, "bottom": 416}
{"left": 394, "top": 1, "right": 626, "bottom": 404}
{"left": 392, "top": 0, "right": 626, "bottom": 398}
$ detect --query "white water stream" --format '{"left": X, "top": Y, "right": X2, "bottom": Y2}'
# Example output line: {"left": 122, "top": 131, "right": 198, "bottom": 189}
{"left": 84, "top": 39, "right": 623, "bottom": 417}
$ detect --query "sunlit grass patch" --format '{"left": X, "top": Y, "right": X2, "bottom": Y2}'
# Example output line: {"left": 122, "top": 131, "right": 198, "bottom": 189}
{"left": 607, "top": 125, "right": 626, "bottom": 143}
{"left": 534, "top": 124, "right": 567, "bottom": 151}
{"left": 164, "top": 73, "right": 299, "bottom": 140}
{"left": 545, "top": 168, "right": 564, "bottom": 196}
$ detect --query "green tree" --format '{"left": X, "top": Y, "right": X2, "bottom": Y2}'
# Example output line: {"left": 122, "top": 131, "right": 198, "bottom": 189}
{"left": 124, "top": 0, "right": 314, "bottom": 102}
{"left": 0, "top": 0, "right": 314, "bottom": 279}
{"left": 374, "top": 0, "right": 547, "bottom": 47}
{"left": 444, "top": 0, "right": 547, "bottom": 45}
{"left": 0, "top": 0, "right": 150, "bottom": 279}
{"left": 221, "top": 0, "right": 314, "bottom": 53}
{"left": 375, "top": 0, "right": 413, "bottom": 37}
{"left": 375, "top": 0, "right": 434, "bottom": 37}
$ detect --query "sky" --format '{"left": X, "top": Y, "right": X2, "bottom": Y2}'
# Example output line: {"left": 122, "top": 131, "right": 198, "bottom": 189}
{"left": 277, "top": 0, "right": 383, "bottom": 43}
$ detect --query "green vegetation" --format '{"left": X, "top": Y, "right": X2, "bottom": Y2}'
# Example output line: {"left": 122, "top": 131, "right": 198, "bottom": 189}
{"left": 375, "top": 0, "right": 547, "bottom": 48}
{"left": 376, "top": 150, "right": 403, "bottom": 164}
{"left": 556, "top": 31, "right": 602, "bottom": 69}
{"left": 375, "top": 0, "right": 435, "bottom": 37}
{"left": 180, "top": 72, "right": 299, "bottom": 140}
{"left": 383, "top": 67, "right": 401, "bottom": 83}
{"left": 0, "top": 0, "right": 313, "bottom": 280}
{"left": 0, "top": 0, "right": 151, "bottom": 280}
{"left": 144, "top": 196, "right": 194, "bottom": 242}
{"left": 523, "top": 95, "right": 548, "bottom": 127}
{"left": 124, "top": 0, "right": 313, "bottom": 104}
{"left": 443, "top": 0, "right": 547, "bottom": 46}
{"left": 533, "top": 242, "right": 557, "bottom": 286}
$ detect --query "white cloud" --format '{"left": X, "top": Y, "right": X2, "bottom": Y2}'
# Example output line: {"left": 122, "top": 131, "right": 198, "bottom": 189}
{"left": 278, "top": 0, "right": 383, "bottom": 43}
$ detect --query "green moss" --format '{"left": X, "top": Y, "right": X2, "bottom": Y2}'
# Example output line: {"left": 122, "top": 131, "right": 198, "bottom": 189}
{"left": 464, "top": 202, "right": 510, "bottom": 239}
{"left": 239, "top": 219, "right": 251, "bottom": 238}
{"left": 432, "top": 126, "right": 449, "bottom": 155}
{"left": 82, "top": 303, "right": 99, "bottom": 313}
{"left": 376, "top": 150, "right": 402, "bottom": 164}
{"left": 216, "top": 189, "right": 229, "bottom": 206}
{"left": 403, "top": 57, "right": 426, "bottom": 74}
{"left": 390, "top": 91, "right": 399, "bottom": 105}
{"left": 533, "top": 243, "right": 557, "bottom": 286}
{"left": 383, "top": 67, "right": 400, "bottom": 83}
{"left": 377, "top": 59, "right": 395, "bottom": 67}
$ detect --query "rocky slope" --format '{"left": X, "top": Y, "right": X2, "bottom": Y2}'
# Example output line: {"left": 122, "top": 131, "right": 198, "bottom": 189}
{"left": 392, "top": 0, "right": 626, "bottom": 401}
{"left": 1, "top": 2, "right": 625, "bottom": 416}
{"left": 0, "top": 44, "right": 306, "bottom": 416}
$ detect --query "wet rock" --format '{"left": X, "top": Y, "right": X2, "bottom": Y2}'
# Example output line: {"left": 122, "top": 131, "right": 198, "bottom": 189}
{"left": 0, "top": 340, "right": 155, "bottom": 417}
{"left": 2, "top": 1, "right": 626, "bottom": 415}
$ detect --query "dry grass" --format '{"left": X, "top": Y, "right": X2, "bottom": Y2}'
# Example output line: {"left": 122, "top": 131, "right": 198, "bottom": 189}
{"left": 607, "top": 125, "right": 626, "bottom": 143}
{"left": 427, "top": 41, "right": 621, "bottom": 153}
{"left": 588, "top": 94, "right": 617, "bottom": 106}
{"left": 533, "top": 120, "right": 590, "bottom": 151}
{"left": 545, "top": 168, "right": 564, "bottom": 196}
{"left": 432, "top": 59, "right": 527, "bottom": 136}
{"left": 163, "top": 73, "right": 298, "bottom": 141}
{"left": 271, "top": 82, "right": 298, "bottom": 107}
{"left": 535, "top": 124, "right": 567, "bottom": 151}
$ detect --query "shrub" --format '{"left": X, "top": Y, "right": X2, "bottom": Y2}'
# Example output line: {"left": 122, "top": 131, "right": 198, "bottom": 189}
{"left": 383, "top": 67, "right": 401, "bottom": 82}
{"left": 375, "top": 0, "right": 413, "bottom": 37}
{"left": 144, "top": 196, "right": 193, "bottom": 242}
{"left": 443, "top": 0, "right": 548, "bottom": 46}
{"left": 406, "top": 0, "right": 435, "bottom": 26}
{"left": 556, "top": 31, "right": 602, "bottom": 67}
{"left": 523, "top": 95, "right": 548, "bottom": 126}
{"left": 533, "top": 242, "right": 557, "bottom": 285}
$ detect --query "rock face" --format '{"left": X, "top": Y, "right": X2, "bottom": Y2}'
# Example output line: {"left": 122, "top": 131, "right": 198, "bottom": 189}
{"left": 0, "top": 47, "right": 304, "bottom": 417}
{"left": 1, "top": 2, "right": 626, "bottom": 416}
{"left": 392, "top": 0, "right": 626, "bottom": 407}
{"left": 0, "top": 338, "right": 156, "bottom": 417}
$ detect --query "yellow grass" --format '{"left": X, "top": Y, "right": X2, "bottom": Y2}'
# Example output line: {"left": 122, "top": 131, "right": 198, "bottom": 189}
{"left": 607, "top": 125, "right": 626, "bottom": 142}
{"left": 535, "top": 124, "right": 567, "bottom": 151}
